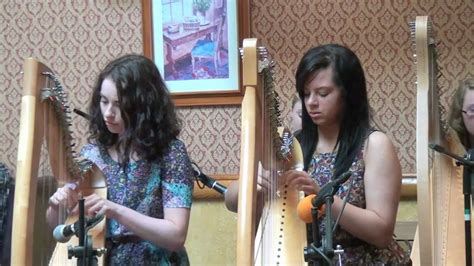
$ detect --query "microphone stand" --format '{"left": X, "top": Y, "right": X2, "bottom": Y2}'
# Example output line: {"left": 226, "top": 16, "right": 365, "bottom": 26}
{"left": 304, "top": 172, "right": 351, "bottom": 265}
{"left": 304, "top": 195, "right": 335, "bottom": 265}
{"left": 67, "top": 198, "right": 106, "bottom": 266}
{"left": 461, "top": 151, "right": 473, "bottom": 266}
{"left": 429, "top": 144, "right": 472, "bottom": 266}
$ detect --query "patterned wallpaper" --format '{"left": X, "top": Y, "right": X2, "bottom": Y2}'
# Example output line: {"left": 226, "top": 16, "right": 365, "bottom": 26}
{"left": 250, "top": 0, "right": 474, "bottom": 174}
{"left": 1, "top": 0, "right": 473, "bottom": 177}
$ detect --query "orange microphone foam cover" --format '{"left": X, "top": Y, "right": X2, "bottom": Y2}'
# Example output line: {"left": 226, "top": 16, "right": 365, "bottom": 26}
{"left": 297, "top": 194, "right": 325, "bottom": 223}
{"left": 297, "top": 194, "right": 315, "bottom": 223}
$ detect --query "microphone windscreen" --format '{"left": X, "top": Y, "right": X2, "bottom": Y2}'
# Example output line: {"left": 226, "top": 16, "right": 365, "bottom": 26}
{"left": 297, "top": 194, "right": 315, "bottom": 223}
{"left": 296, "top": 194, "right": 326, "bottom": 223}
{"left": 53, "top": 224, "right": 69, "bottom": 243}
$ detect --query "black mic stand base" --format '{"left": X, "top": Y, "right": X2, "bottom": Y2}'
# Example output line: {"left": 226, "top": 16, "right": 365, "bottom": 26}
{"left": 68, "top": 235, "right": 107, "bottom": 266}
{"left": 67, "top": 198, "right": 107, "bottom": 266}
{"left": 304, "top": 244, "right": 332, "bottom": 266}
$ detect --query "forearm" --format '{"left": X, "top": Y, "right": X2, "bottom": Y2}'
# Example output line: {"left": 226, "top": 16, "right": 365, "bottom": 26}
{"left": 46, "top": 205, "right": 71, "bottom": 230}
{"left": 46, "top": 206, "right": 60, "bottom": 229}
{"left": 224, "top": 181, "right": 239, "bottom": 212}
{"left": 330, "top": 197, "right": 395, "bottom": 248}
{"left": 111, "top": 206, "right": 189, "bottom": 251}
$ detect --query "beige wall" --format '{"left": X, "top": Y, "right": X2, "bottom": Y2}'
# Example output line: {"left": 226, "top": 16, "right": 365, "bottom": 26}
{"left": 187, "top": 200, "right": 237, "bottom": 265}
{"left": 1, "top": 0, "right": 473, "bottom": 264}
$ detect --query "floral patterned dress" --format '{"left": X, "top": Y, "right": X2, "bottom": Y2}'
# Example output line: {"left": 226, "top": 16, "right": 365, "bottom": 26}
{"left": 307, "top": 148, "right": 410, "bottom": 265}
{"left": 81, "top": 139, "right": 194, "bottom": 265}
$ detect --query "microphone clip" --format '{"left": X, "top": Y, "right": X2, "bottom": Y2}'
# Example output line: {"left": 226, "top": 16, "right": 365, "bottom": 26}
{"left": 191, "top": 162, "right": 227, "bottom": 195}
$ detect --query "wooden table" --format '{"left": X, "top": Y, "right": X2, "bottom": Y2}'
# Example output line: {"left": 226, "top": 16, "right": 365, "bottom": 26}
{"left": 163, "top": 23, "right": 217, "bottom": 73}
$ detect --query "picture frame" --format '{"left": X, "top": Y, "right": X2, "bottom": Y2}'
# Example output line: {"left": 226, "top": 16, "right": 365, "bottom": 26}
{"left": 142, "top": 0, "right": 250, "bottom": 106}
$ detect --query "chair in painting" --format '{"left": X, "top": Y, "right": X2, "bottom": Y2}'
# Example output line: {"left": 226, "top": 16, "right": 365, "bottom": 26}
{"left": 191, "top": 18, "right": 224, "bottom": 75}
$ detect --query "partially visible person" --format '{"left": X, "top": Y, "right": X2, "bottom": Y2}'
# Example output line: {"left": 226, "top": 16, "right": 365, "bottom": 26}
{"left": 289, "top": 93, "right": 302, "bottom": 133}
{"left": 280, "top": 44, "right": 409, "bottom": 264}
{"left": 46, "top": 54, "right": 194, "bottom": 265}
{"left": 448, "top": 78, "right": 474, "bottom": 149}
{"left": 224, "top": 162, "right": 269, "bottom": 214}
{"left": 224, "top": 181, "right": 239, "bottom": 212}
{"left": 224, "top": 93, "right": 301, "bottom": 213}
{"left": 0, "top": 163, "right": 13, "bottom": 266}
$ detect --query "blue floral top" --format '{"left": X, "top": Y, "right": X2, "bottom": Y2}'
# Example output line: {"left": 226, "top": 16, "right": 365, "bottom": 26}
{"left": 81, "top": 139, "right": 194, "bottom": 265}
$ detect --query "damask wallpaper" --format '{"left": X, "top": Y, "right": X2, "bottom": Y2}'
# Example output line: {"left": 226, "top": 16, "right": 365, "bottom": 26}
{"left": 1, "top": 0, "right": 473, "bottom": 177}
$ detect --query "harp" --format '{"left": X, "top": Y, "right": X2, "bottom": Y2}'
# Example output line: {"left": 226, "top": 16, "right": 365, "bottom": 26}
{"left": 410, "top": 16, "right": 471, "bottom": 265}
{"left": 236, "top": 38, "right": 306, "bottom": 265}
{"left": 11, "top": 58, "right": 107, "bottom": 265}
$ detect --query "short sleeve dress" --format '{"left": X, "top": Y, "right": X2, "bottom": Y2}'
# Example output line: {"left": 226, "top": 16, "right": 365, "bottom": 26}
{"left": 81, "top": 139, "right": 194, "bottom": 265}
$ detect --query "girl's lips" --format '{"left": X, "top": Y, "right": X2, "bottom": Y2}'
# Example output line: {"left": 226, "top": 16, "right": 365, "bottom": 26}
{"left": 309, "top": 112, "right": 322, "bottom": 118}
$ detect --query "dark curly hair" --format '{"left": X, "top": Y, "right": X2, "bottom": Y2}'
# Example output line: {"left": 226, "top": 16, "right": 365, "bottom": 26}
{"left": 295, "top": 44, "right": 371, "bottom": 179}
{"left": 88, "top": 54, "right": 181, "bottom": 165}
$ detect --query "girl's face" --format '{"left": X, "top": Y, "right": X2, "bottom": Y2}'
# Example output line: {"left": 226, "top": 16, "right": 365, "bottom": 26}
{"left": 303, "top": 68, "right": 344, "bottom": 128}
{"left": 100, "top": 78, "right": 125, "bottom": 135}
{"left": 290, "top": 99, "right": 302, "bottom": 133}
{"left": 462, "top": 89, "right": 474, "bottom": 137}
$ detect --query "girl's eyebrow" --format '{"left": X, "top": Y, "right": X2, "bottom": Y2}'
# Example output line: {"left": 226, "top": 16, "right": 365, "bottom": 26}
{"left": 99, "top": 94, "right": 119, "bottom": 103}
{"left": 304, "top": 86, "right": 334, "bottom": 91}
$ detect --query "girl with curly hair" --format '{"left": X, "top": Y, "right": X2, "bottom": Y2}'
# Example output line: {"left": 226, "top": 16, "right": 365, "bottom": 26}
{"left": 47, "top": 54, "right": 194, "bottom": 265}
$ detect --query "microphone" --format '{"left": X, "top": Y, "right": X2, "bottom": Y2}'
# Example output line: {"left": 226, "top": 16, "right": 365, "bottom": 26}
{"left": 297, "top": 194, "right": 325, "bottom": 223}
{"left": 429, "top": 143, "right": 447, "bottom": 153}
{"left": 312, "top": 171, "right": 352, "bottom": 208}
{"left": 53, "top": 215, "right": 104, "bottom": 243}
{"left": 73, "top": 108, "right": 92, "bottom": 121}
{"left": 296, "top": 172, "right": 351, "bottom": 223}
{"left": 429, "top": 143, "right": 474, "bottom": 167}
{"left": 191, "top": 162, "right": 227, "bottom": 194}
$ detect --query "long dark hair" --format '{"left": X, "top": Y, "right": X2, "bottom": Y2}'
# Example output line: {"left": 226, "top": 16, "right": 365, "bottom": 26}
{"left": 89, "top": 54, "right": 181, "bottom": 165}
{"left": 295, "top": 44, "right": 370, "bottom": 178}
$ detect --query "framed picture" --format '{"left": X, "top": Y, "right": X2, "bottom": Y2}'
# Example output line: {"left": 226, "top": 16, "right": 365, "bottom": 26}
{"left": 142, "top": 0, "right": 250, "bottom": 106}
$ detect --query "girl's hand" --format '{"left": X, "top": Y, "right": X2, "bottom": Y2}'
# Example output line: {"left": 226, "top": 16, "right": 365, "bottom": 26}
{"left": 48, "top": 184, "right": 79, "bottom": 211}
{"left": 257, "top": 165, "right": 273, "bottom": 193}
{"left": 70, "top": 194, "right": 120, "bottom": 219}
{"left": 281, "top": 170, "right": 320, "bottom": 195}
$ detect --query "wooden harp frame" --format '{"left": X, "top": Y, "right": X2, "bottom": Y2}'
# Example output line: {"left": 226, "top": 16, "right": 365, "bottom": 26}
{"left": 11, "top": 58, "right": 107, "bottom": 265}
{"left": 236, "top": 38, "right": 261, "bottom": 265}
{"left": 236, "top": 38, "right": 306, "bottom": 265}
{"left": 412, "top": 15, "right": 439, "bottom": 266}
{"left": 411, "top": 16, "right": 469, "bottom": 265}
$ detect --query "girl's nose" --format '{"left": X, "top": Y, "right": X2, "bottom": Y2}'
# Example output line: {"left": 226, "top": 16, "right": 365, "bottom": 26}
{"left": 104, "top": 105, "right": 116, "bottom": 118}
{"left": 306, "top": 93, "right": 318, "bottom": 106}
